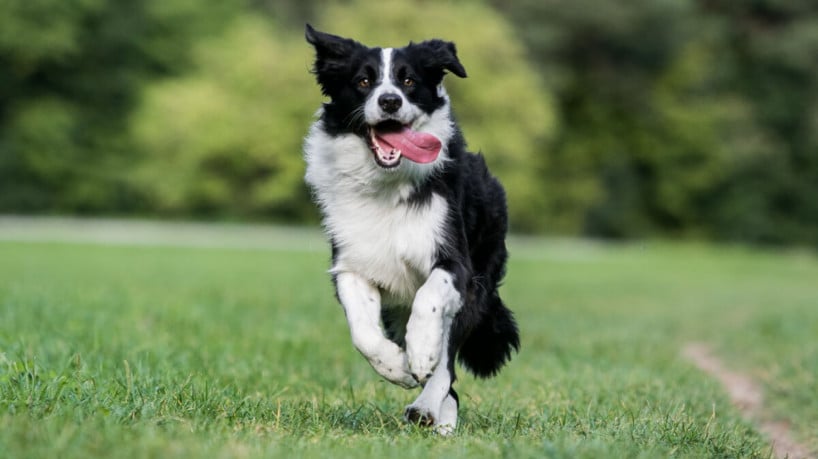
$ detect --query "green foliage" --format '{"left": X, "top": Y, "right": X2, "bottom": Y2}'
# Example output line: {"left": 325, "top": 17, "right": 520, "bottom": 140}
{"left": 0, "top": 0, "right": 98, "bottom": 71}
{"left": 2, "top": 0, "right": 818, "bottom": 244}
{"left": 701, "top": 0, "right": 818, "bottom": 245}
{"left": 131, "top": 16, "right": 320, "bottom": 220}
{"left": 1, "top": 0, "right": 555, "bottom": 231}
{"left": 0, "top": 0, "right": 238, "bottom": 213}
{"left": 494, "top": 0, "right": 713, "bottom": 236}
{"left": 493, "top": 0, "right": 818, "bottom": 244}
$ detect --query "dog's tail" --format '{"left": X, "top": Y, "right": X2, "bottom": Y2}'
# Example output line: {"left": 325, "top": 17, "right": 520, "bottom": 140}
{"left": 457, "top": 294, "right": 519, "bottom": 378}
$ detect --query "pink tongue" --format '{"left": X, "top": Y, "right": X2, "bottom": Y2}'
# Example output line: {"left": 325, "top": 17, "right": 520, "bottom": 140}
{"left": 374, "top": 128, "right": 441, "bottom": 164}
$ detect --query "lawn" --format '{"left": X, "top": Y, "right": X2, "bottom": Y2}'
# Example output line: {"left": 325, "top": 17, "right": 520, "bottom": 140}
{"left": 1, "top": 221, "right": 816, "bottom": 458}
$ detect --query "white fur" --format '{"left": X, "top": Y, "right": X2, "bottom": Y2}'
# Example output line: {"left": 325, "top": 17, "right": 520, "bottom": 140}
{"left": 435, "top": 394, "right": 459, "bottom": 435}
{"left": 303, "top": 121, "right": 453, "bottom": 389}
{"left": 404, "top": 280, "right": 460, "bottom": 433}
{"left": 405, "top": 268, "right": 462, "bottom": 380}
{"left": 335, "top": 272, "right": 417, "bottom": 388}
{"left": 330, "top": 193, "right": 449, "bottom": 303}
{"left": 304, "top": 106, "right": 456, "bottom": 301}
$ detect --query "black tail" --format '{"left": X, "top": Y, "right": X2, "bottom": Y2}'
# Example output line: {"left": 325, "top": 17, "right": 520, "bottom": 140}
{"left": 457, "top": 295, "right": 520, "bottom": 378}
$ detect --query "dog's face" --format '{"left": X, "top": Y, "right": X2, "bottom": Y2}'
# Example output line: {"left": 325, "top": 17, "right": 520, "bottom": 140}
{"left": 306, "top": 25, "right": 466, "bottom": 171}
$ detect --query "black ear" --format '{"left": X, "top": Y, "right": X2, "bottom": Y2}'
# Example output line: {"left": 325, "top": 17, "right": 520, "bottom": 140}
{"left": 305, "top": 24, "right": 367, "bottom": 95}
{"left": 305, "top": 24, "right": 363, "bottom": 61}
{"left": 420, "top": 39, "right": 468, "bottom": 78}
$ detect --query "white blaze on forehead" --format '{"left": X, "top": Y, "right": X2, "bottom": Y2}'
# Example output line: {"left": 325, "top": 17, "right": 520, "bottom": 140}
{"left": 380, "top": 48, "right": 394, "bottom": 86}
{"left": 375, "top": 48, "right": 400, "bottom": 96}
{"left": 365, "top": 47, "right": 410, "bottom": 125}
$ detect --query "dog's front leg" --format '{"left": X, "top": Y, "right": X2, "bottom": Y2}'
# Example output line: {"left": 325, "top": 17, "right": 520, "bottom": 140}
{"left": 404, "top": 315, "right": 459, "bottom": 434}
{"left": 405, "top": 268, "right": 463, "bottom": 384}
{"left": 335, "top": 272, "right": 418, "bottom": 389}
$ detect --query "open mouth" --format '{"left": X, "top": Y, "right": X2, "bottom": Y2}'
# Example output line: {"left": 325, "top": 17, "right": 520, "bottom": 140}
{"left": 367, "top": 120, "right": 442, "bottom": 169}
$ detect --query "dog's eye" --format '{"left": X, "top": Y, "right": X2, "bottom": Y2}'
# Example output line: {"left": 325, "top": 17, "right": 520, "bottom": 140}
{"left": 358, "top": 78, "right": 371, "bottom": 89}
{"left": 403, "top": 77, "right": 415, "bottom": 87}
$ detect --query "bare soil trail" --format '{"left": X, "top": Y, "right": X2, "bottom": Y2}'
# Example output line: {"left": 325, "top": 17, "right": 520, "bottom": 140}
{"left": 683, "top": 343, "right": 815, "bottom": 459}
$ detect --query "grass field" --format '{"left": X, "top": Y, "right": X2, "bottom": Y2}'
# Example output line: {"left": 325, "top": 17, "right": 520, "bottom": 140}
{"left": 1, "top": 220, "right": 816, "bottom": 458}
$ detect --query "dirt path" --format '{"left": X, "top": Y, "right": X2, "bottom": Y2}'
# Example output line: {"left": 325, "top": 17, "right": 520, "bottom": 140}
{"left": 682, "top": 343, "right": 815, "bottom": 459}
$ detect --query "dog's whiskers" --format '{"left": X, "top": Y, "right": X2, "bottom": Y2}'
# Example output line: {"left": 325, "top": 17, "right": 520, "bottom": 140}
{"left": 344, "top": 107, "right": 366, "bottom": 130}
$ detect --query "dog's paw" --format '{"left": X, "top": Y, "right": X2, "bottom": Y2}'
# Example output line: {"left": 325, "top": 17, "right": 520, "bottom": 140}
{"left": 387, "top": 370, "right": 420, "bottom": 389}
{"left": 434, "top": 393, "right": 458, "bottom": 436}
{"left": 406, "top": 342, "right": 440, "bottom": 385}
{"left": 404, "top": 404, "right": 456, "bottom": 435}
{"left": 405, "top": 312, "right": 443, "bottom": 384}
{"left": 368, "top": 345, "right": 418, "bottom": 389}
{"left": 404, "top": 405, "right": 436, "bottom": 427}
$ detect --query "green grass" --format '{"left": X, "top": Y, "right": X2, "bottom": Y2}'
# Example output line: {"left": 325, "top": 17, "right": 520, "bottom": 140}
{"left": 1, "top": 227, "right": 817, "bottom": 458}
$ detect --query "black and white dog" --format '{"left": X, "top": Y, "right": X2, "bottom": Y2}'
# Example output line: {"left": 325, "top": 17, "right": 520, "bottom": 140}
{"left": 303, "top": 25, "right": 519, "bottom": 434}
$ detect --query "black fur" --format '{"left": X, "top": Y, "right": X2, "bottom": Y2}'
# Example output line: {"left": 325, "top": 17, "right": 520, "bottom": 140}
{"left": 305, "top": 24, "right": 519, "bottom": 389}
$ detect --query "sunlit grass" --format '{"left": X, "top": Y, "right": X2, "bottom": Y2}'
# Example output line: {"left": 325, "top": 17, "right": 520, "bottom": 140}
{"left": 1, "top": 230, "right": 816, "bottom": 458}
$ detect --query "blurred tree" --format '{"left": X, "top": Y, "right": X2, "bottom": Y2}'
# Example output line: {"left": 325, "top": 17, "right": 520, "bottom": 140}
{"left": 3, "top": 0, "right": 817, "bottom": 246}
{"left": 700, "top": 0, "right": 818, "bottom": 245}
{"left": 0, "top": 0, "right": 238, "bottom": 213}
{"left": 492, "top": 0, "right": 818, "bottom": 245}
{"left": 131, "top": 0, "right": 556, "bottom": 229}
{"left": 131, "top": 15, "right": 320, "bottom": 220}
{"left": 492, "top": 0, "right": 709, "bottom": 236}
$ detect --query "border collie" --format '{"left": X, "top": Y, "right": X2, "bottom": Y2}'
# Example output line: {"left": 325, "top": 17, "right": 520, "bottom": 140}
{"left": 303, "top": 24, "right": 519, "bottom": 434}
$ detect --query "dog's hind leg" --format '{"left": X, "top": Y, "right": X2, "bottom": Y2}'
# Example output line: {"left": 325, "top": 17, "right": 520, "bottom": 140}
{"left": 406, "top": 268, "right": 462, "bottom": 383}
{"left": 404, "top": 314, "right": 457, "bottom": 434}
{"left": 435, "top": 389, "right": 459, "bottom": 435}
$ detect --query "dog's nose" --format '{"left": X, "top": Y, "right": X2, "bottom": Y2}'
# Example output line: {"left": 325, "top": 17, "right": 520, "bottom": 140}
{"left": 378, "top": 93, "right": 402, "bottom": 114}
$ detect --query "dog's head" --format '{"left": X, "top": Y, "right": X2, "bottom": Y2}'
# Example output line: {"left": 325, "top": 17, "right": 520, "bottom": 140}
{"left": 306, "top": 24, "right": 466, "bottom": 171}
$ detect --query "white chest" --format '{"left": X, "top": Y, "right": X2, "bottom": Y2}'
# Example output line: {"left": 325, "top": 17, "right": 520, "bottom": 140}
{"left": 326, "top": 193, "right": 449, "bottom": 304}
